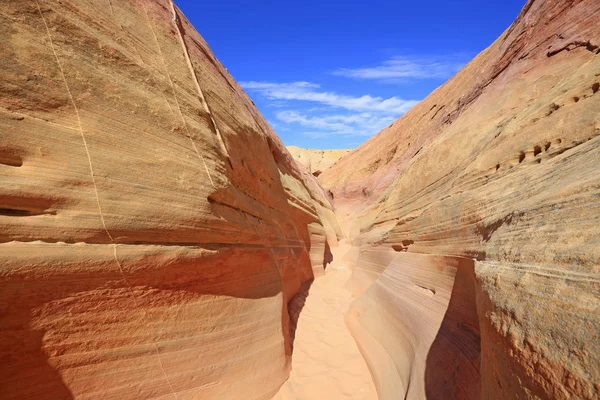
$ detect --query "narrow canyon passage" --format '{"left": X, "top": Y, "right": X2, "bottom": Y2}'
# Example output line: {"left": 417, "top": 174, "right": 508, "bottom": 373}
{"left": 2, "top": 1, "right": 598, "bottom": 399}
{"left": 274, "top": 241, "right": 377, "bottom": 399}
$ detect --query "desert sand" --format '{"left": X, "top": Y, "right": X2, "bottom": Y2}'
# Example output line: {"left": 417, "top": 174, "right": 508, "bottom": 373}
{"left": 274, "top": 240, "right": 377, "bottom": 400}
{"left": 1, "top": 0, "right": 599, "bottom": 399}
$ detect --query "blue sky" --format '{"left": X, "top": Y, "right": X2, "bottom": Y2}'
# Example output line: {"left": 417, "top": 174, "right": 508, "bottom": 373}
{"left": 175, "top": 0, "right": 526, "bottom": 149}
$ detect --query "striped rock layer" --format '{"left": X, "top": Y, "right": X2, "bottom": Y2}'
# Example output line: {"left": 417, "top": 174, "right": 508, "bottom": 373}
{"left": 320, "top": 0, "right": 600, "bottom": 399}
{"left": 0, "top": 1, "right": 341, "bottom": 399}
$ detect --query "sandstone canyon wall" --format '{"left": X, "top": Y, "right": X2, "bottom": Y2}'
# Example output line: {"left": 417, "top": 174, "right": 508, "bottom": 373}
{"left": 2, "top": 0, "right": 600, "bottom": 399}
{"left": 319, "top": 0, "right": 600, "bottom": 399}
{"left": 0, "top": 1, "right": 341, "bottom": 399}
{"left": 286, "top": 146, "right": 352, "bottom": 177}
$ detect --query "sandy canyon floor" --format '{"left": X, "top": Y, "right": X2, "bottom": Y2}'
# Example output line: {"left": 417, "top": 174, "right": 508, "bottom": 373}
{"left": 274, "top": 241, "right": 377, "bottom": 399}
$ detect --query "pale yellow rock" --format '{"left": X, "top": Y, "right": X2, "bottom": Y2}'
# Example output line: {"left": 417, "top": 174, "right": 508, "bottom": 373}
{"left": 286, "top": 146, "right": 351, "bottom": 177}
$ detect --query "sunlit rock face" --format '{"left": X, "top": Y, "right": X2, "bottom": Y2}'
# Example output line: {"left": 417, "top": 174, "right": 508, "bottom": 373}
{"left": 2, "top": 0, "right": 599, "bottom": 398}
{"left": 286, "top": 146, "right": 352, "bottom": 177}
{"left": 321, "top": 0, "right": 600, "bottom": 399}
{"left": 0, "top": 1, "right": 340, "bottom": 399}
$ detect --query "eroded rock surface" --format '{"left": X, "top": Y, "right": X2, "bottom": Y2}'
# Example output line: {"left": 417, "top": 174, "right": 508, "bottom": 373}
{"left": 0, "top": 1, "right": 340, "bottom": 399}
{"left": 274, "top": 240, "right": 377, "bottom": 400}
{"left": 2, "top": 0, "right": 599, "bottom": 399}
{"left": 320, "top": 0, "right": 600, "bottom": 399}
{"left": 286, "top": 146, "right": 351, "bottom": 177}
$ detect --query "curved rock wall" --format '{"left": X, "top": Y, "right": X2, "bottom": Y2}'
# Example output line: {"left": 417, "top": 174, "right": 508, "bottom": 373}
{"left": 322, "top": 0, "right": 600, "bottom": 399}
{"left": 347, "top": 254, "right": 479, "bottom": 399}
{"left": 0, "top": 1, "right": 340, "bottom": 399}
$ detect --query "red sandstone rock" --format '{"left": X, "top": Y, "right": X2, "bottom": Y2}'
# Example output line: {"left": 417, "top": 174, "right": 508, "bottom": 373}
{"left": 320, "top": 0, "right": 600, "bottom": 399}
{"left": 0, "top": 1, "right": 340, "bottom": 398}
{"left": 2, "top": 0, "right": 599, "bottom": 399}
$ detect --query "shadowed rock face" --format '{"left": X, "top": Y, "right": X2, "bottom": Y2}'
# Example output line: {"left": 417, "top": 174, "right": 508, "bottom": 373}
{"left": 2, "top": 0, "right": 599, "bottom": 399}
{"left": 322, "top": 0, "right": 600, "bottom": 399}
{"left": 0, "top": 1, "right": 341, "bottom": 399}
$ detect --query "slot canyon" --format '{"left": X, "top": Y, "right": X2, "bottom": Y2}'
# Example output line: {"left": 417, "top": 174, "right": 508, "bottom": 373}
{"left": 0, "top": 0, "right": 598, "bottom": 399}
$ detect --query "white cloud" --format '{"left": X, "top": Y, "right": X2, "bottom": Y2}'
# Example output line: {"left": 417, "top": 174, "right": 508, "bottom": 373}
{"left": 275, "top": 110, "right": 395, "bottom": 137}
{"left": 239, "top": 53, "right": 467, "bottom": 141}
{"left": 332, "top": 55, "right": 466, "bottom": 81}
{"left": 241, "top": 79, "right": 423, "bottom": 139}
{"left": 240, "top": 81, "right": 418, "bottom": 114}
{"left": 242, "top": 81, "right": 320, "bottom": 90}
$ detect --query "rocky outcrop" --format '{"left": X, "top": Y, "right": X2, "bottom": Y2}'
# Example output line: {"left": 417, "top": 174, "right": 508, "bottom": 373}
{"left": 286, "top": 146, "right": 351, "bottom": 177}
{"left": 321, "top": 0, "right": 600, "bottom": 399}
{"left": 0, "top": 1, "right": 340, "bottom": 399}
{"left": 3, "top": 0, "right": 599, "bottom": 398}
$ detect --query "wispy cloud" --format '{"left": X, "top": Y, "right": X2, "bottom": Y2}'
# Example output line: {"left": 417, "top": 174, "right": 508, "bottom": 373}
{"left": 241, "top": 81, "right": 418, "bottom": 114}
{"left": 275, "top": 111, "right": 395, "bottom": 137}
{"left": 241, "top": 79, "right": 422, "bottom": 140}
{"left": 332, "top": 55, "right": 466, "bottom": 82}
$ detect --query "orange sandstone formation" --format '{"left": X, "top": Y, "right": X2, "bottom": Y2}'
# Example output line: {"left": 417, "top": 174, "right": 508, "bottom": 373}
{"left": 286, "top": 146, "right": 352, "bottom": 177}
{"left": 1, "top": 0, "right": 599, "bottom": 399}
{"left": 0, "top": 1, "right": 340, "bottom": 399}
{"left": 320, "top": 0, "right": 600, "bottom": 399}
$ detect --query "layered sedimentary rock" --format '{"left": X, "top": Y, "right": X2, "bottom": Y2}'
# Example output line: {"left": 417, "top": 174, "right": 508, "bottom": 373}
{"left": 0, "top": 1, "right": 340, "bottom": 399}
{"left": 286, "top": 146, "right": 351, "bottom": 177}
{"left": 321, "top": 0, "right": 600, "bottom": 399}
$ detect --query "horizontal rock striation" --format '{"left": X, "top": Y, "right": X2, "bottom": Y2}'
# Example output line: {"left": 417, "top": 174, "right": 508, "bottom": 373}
{"left": 321, "top": 0, "right": 600, "bottom": 399}
{"left": 0, "top": 1, "right": 340, "bottom": 399}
